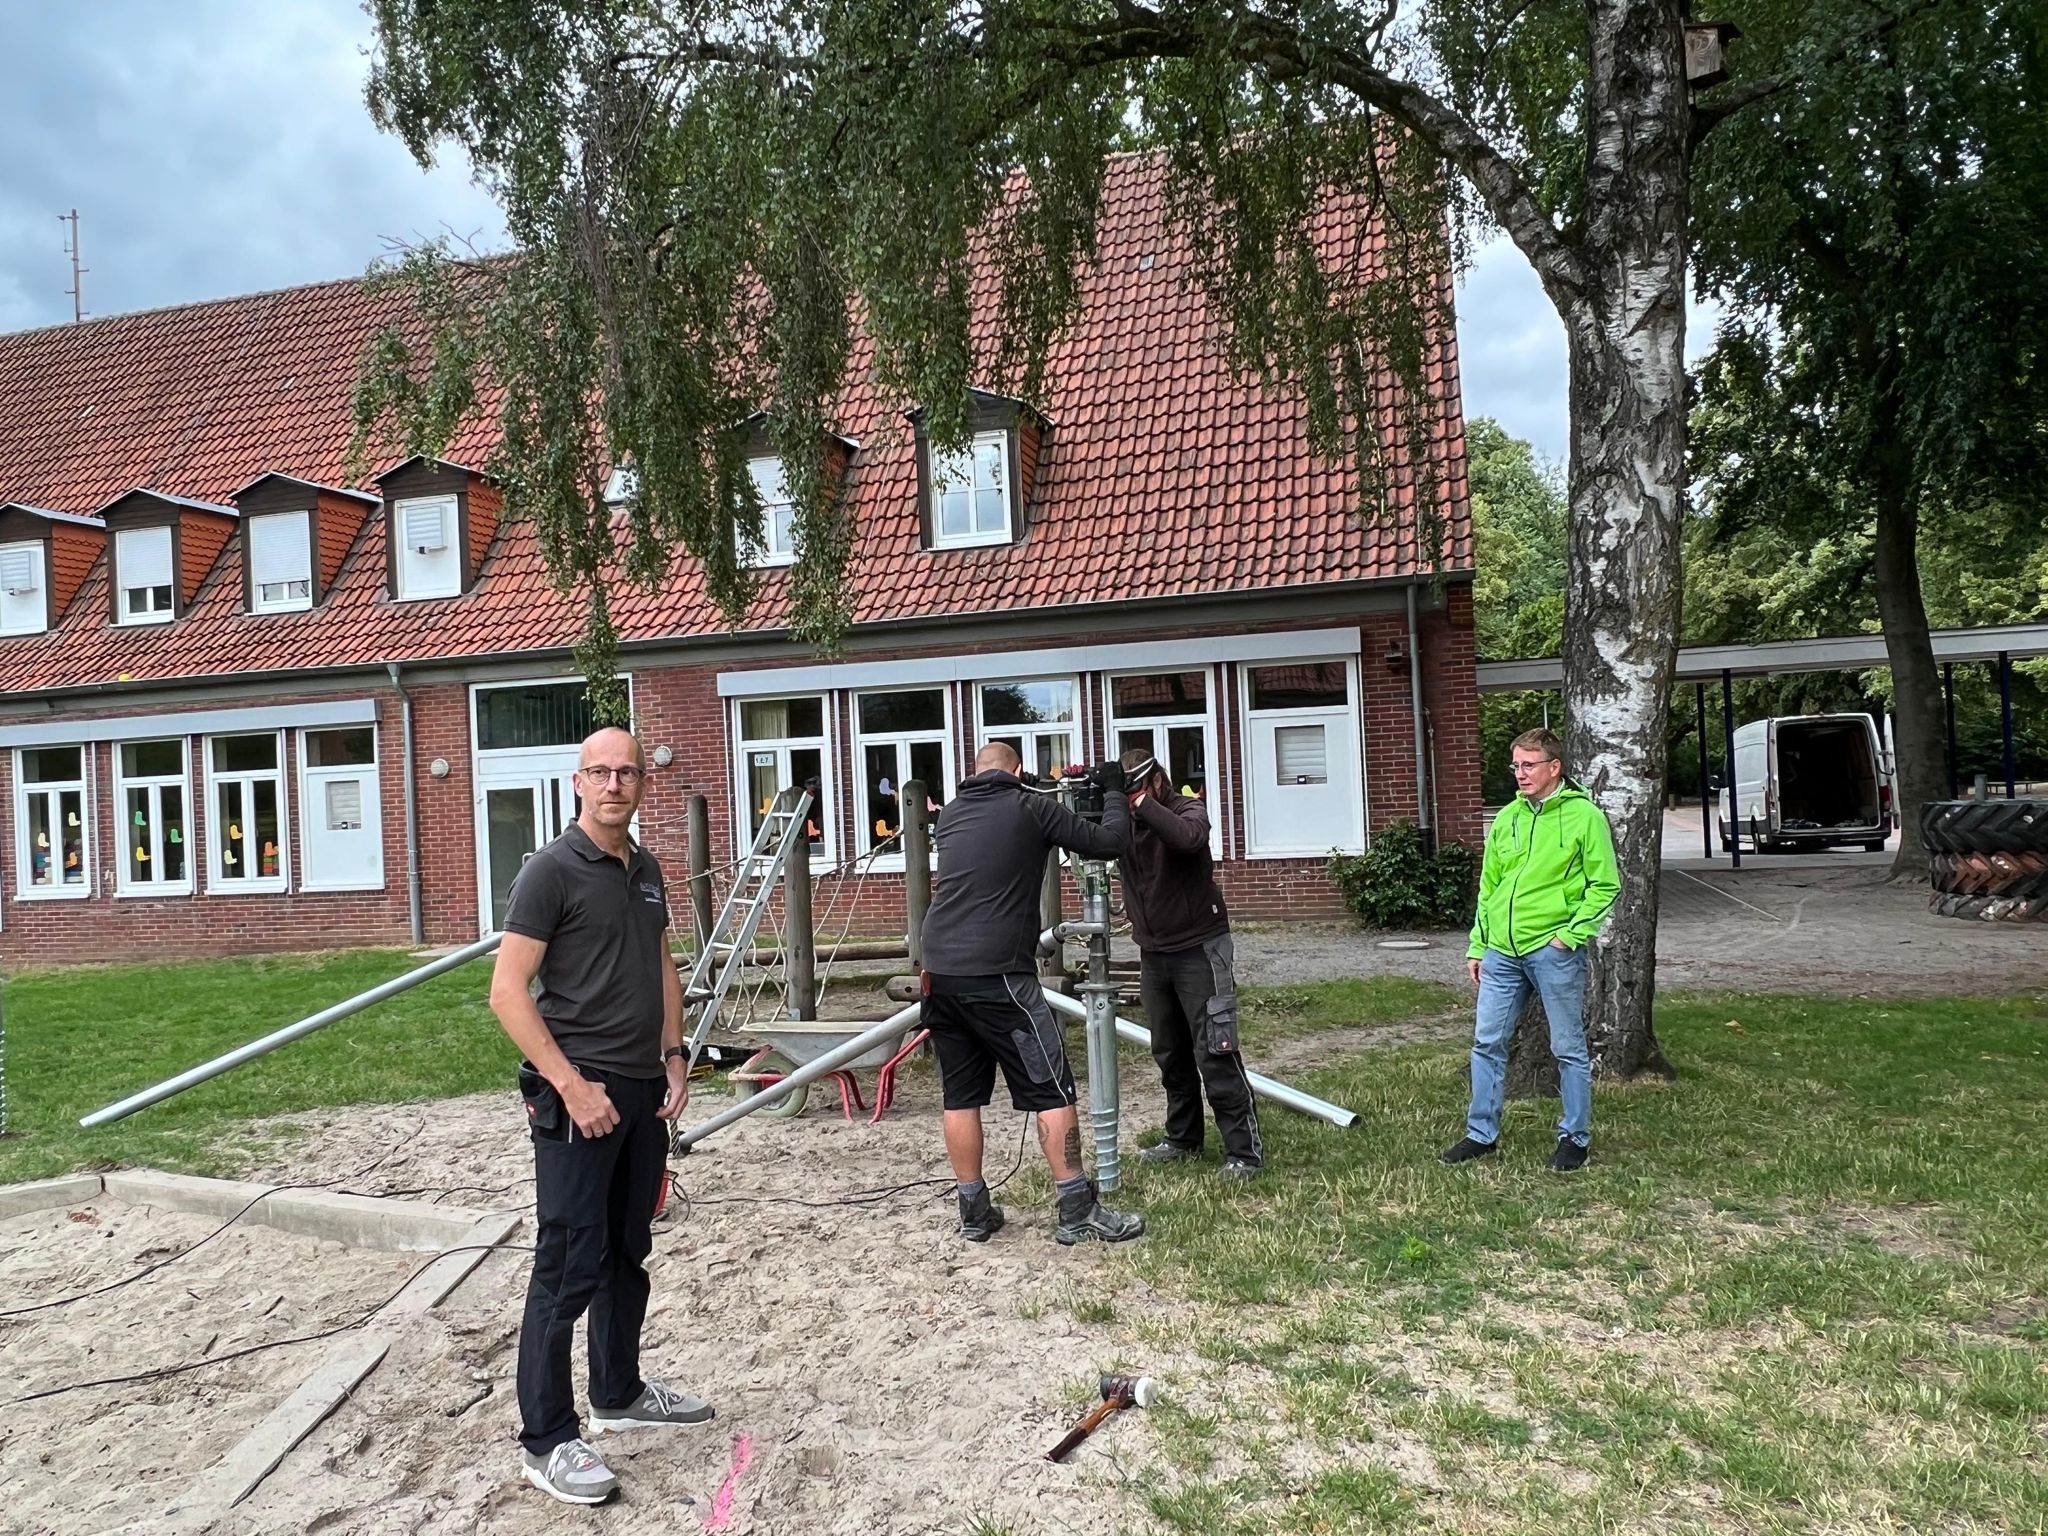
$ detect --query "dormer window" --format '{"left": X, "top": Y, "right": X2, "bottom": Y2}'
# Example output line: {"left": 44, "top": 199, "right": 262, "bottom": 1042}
{"left": 0, "top": 541, "right": 45, "bottom": 636}
{"left": 749, "top": 457, "right": 797, "bottom": 566}
{"left": 116, "top": 526, "right": 175, "bottom": 624}
{"left": 929, "top": 432, "right": 1013, "bottom": 548}
{"left": 394, "top": 494, "right": 462, "bottom": 600}
{"left": 247, "top": 511, "right": 313, "bottom": 613}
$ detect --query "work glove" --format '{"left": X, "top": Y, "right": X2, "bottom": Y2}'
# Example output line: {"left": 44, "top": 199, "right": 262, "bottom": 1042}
{"left": 1092, "top": 759, "right": 1127, "bottom": 794}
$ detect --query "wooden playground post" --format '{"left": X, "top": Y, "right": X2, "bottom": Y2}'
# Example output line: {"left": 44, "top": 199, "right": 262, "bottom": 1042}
{"left": 686, "top": 793, "right": 713, "bottom": 952}
{"left": 783, "top": 787, "right": 817, "bottom": 1020}
{"left": 902, "top": 779, "right": 931, "bottom": 969}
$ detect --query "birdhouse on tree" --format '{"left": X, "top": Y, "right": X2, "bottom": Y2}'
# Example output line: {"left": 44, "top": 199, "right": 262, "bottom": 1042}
{"left": 1685, "top": 21, "right": 1741, "bottom": 89}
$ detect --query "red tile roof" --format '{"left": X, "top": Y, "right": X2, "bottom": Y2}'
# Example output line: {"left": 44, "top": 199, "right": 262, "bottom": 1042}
{"left": 0, "top": 155, "right": 1472, "bottom": 697}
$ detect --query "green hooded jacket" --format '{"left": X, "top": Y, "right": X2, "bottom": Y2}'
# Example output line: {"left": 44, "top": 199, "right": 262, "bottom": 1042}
{"left": 1466, "top": 784, "right": 1621, "bottom": 959}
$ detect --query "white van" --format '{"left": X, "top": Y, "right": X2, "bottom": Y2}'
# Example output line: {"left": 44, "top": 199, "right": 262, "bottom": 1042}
{"left": 1717, "top": 713, "right": 1894, "bottom": 853}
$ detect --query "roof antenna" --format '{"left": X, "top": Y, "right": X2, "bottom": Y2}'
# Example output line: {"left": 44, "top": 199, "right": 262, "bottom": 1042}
{"left": 59, "top": 209, "right": 88, "bottom": 323}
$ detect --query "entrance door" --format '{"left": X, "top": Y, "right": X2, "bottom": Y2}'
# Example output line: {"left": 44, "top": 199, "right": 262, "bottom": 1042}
{"left": 478, "top": 766, "right": 580, "bottom": 932}
{"left": 1241, "top": 661, "right": 1365, "bottom": 856}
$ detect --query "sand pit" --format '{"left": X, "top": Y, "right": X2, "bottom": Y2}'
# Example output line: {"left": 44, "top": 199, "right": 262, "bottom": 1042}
{"left": 0, "top": 1197, "right": 424, "bottom": 1535}
{"left": 3, "top": 1071, "right": 1193, "bottom": 1535}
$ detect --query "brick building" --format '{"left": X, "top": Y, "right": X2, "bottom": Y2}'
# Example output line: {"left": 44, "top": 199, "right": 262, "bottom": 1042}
{"left": 0, "top": 159, "right": 1479, "bottom": 965}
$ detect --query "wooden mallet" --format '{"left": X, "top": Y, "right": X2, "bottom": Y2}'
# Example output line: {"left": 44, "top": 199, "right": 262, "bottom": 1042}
{"left": 1046, "top": 1374, "right": 1158, "bottom": 1462}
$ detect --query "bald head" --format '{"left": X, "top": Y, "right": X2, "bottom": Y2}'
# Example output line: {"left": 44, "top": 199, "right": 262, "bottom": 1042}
{"left": 578, "top": 726, "right": 645, "bottom": 771}
{"left": 975, "top": 741, "right": 1021, "bottom": 776}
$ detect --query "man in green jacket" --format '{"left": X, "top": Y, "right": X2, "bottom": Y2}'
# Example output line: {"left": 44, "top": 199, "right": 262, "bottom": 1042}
{"left": 1441, "top": 728, "right": 1620, "bottom": 1172}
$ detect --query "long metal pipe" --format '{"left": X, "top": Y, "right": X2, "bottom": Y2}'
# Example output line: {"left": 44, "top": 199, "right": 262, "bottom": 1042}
{"left": 81, "top": 934, "right": 504, "bottom": 1127}
{"left": 1078, "top": 862, "right": 1121, "bottom": 1192}
{"left": 1039, "top": 987, "right": 1360, "bottom": 1130}
{"left": 385, "top": 661, "right": 424, "bottom": 946}
{"left": 1407, "top": 585, "right": 1431, "bottom": 842}
{"left": 671, "top": 1002, "right": 924, "bottom": 1152}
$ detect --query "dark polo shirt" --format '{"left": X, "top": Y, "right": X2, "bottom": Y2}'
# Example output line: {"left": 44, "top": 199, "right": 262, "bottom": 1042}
{"left": 503, "top": 823, "right": 672, "bottom": 1077}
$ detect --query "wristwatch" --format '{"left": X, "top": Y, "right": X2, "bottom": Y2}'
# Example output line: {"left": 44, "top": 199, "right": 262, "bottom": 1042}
{"left": 662, "top": 1045, "right": 688, "bottom": 1066}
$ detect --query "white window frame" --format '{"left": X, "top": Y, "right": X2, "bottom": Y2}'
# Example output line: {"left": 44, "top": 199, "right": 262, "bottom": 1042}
{"left": 12, "top": 744, "right": 94, "bottom": 900}
{"left": 732, "top": 694, "right": 836, "bottom": 868}
{"left": 974, "top": 675, "right": 1081, "bottom": 781}
{"left": 115, "top": 525, "right": 176, "bottom": 625}
{"left": 247, "top": 510, "right": 314, "bottom": 614}
{"left": 113, "top": 737, "right": 194, "bottom": 897}
{"left": 204, "top": 731, "right": 291, "bottom": 894}
{"left": 747, "top": 456, "right": 797, "bottom": 568}
{"left": 0, "top": 540, "right": 46, "bottom": 636}
{"left": 1101, "top": 666, "right": 1223, "bottom": 858}
{"left": 393, "top": 493, "right": 462, "bottom": 600}
{"left": 851, "top": 686, "right": 953, "bottom": 869}
{"left": 929, "top": 430, "right": 1013, "bottom": 549}
{"left": 299, "top": 726, "right": 384, "bottom": 892}
{"left": 1237, "top": 655, "right": 1367, "bottom": 859}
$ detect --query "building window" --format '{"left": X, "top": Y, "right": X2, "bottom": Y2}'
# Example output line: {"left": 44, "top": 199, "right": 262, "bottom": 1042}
{"left": 394, "top": 494, "right": 462, "bottom": 600}
{"left": 736, "top": 696, "right": 831, "bottom": 862}
{"left": 748, "top": 457, "right": 797, "bottom": 567}
{"left": 115, "top": 525, "right": 175, "bottom": 623}
{"left": 1104, "top": 668, "right": 1221, "bottom": 853}
{"left": 114, "top": 738, "right": 192, "bottom": 895}
{"left": 248, "top": 511, "right": 314, "bottom": 612}
{"left": 1241, "top": 660, "right": 1364, "bottom": 857}
{"left": 977, "top": 678, "right": 1076, "bottom": 780}
{"left": 207, "top": 732, "right": 289, "bottom": 891}
{"left": 930, "top": 431, "right": 1012, "bottom": 548}
{"left": 13, "top": 745, "right": 90, "bottom": 897}
{"left": 0, "top": 541, "right": 46, "bottom": 636}
{"left": 475, "top": 680, "right": 602, "bottom": 751}
{"left": 300, "top": 727, "right": 383, "bottom": 890}
{"left": 853, "top": 688, "right": 950, "bottom": 861}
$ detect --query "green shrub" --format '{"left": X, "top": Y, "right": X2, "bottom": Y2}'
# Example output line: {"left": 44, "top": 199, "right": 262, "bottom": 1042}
{"left": 1327, "top": 820, "right": 1480, "bottom": 930}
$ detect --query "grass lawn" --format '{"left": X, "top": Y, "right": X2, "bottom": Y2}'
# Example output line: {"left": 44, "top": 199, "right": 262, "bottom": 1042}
{"left": 3, "top": 953, "right": 2043, "bottom": 1531}
{"left": 1092, "top": 987, "right": 2048, "bottom": 1534}
{"left": 0, "top": 949, "right": 513, "bottom": 1183}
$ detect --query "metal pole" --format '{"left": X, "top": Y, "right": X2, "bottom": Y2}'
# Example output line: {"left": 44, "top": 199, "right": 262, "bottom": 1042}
{"left": 784, "top": 787, "right": 816, "bottom": 1021}
{"left": 686, "top": 794, "right": 713, "bottom": 954}
{"left": 82, "top": 934, "right": 504, "bottom": 1127}
{"left": 1695, "top": 681, "right": 1712, "bottom": 859}
{"left": 1943, "top": 662, "right": 1957, "bottom": 799}
{"left": 1407, "top": 584, "right": 1431, "bottom": 845}
{"left": 1998, "top": 652, "right": 2016, "bottom": 799}
{"left": 1077, "top": 859, "right": 1121, "bottom": 1193}
{"left": 1721, "top": 669, "right": 1741, "bottom": 869}
{"left": 902, "top": 780, "right": 931, "bottom": 970}
{"left": 1039, "top": 988, "right": 1359, "bottom": 1130}
{"left": 672, "top": 1002, "right": 923, "bottom": 1152}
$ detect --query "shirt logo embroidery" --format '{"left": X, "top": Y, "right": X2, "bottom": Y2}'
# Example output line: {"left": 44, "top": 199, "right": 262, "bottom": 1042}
{"left": 637, "top": 881, "right": 665, "bottom": 905}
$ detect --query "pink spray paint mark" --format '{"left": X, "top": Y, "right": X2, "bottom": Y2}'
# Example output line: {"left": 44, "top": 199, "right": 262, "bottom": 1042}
{"left": 704, "top": 1433, "right": 755, "bottom": 1530}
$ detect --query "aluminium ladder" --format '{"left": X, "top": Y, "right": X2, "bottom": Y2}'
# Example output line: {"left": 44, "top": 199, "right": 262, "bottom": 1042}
{"left": 679, "top": 787, "right": 815, "bottom": 1073}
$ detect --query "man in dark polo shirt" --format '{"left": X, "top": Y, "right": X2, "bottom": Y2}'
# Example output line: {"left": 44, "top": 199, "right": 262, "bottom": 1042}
{"left": 921, "top": 742, "right": 1145, "bottom": 1246}
{"left": 1116, "top": 747, "right": 1263, "bottom": 1179}
{"left": 488, "top": 726, "right": 709, "bottom": 1506}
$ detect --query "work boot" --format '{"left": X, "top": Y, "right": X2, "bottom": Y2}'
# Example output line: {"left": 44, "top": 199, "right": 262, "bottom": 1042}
{"left": 958, "top": 1185, "right": 1006, "bottom": 1242}
{"left": 1134, "top": 1140, "right": 1198, "bottom": 1165}
{"left": 521, "top": 1438, "right": 620, "bottom": 1505}
{"left": 1054, "top": 1180, "right": 1145, "bottom": 1245}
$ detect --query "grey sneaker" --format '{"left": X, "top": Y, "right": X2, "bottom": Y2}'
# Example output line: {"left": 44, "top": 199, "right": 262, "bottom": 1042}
{"left": 588, "top": 1379, "right": 716, "bottom": 1432}
{"left": 958, "top": 1186, "right": 1006, "bottom": 1242}
{"left": 1135, "top": 1140, "right": 1198, "bottom": 1165}
{"left": 1219, "top": 1158, "right": 1262, "bottom": 1181}
{"left": 521, "top": 1438, "right": 619, "bottom": 1505}
{"left": 1054, "top": 1180, "right": 1146, "bottom": 1245}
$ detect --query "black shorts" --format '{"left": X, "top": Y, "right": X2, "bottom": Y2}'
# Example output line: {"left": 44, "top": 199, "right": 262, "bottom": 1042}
{"left": 920, "top": 972, "right": 1078, "bottom": 1112}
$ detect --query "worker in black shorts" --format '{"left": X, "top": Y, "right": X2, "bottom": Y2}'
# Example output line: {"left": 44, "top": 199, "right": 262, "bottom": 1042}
{"left": 489, "top": 727, "right": 711, "bottom": 1506}
{"left": 921, "top": 741, "right": 1144, "bottom": 1245}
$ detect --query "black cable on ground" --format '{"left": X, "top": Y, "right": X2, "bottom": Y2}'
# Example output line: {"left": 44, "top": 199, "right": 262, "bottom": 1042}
{"left": 5, "top": 1239, "right": 535, "bottom": 1406}
{"left": 0, "top": 1120, "right": 426, "bottom": 1321}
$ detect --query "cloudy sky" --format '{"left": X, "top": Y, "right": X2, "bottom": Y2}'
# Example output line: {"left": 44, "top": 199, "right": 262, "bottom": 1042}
{"left": 0, "top": 0, "right": 1710, "bottom": 467}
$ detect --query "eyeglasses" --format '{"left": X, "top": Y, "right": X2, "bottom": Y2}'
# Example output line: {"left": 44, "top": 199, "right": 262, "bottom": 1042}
{"left": 577, "top": 764, "right": 646, "bottom": 786}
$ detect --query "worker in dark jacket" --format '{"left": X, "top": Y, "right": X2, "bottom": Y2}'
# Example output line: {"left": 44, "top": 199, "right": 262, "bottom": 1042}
{"left": 922, "top": 742, "right": 1144, "bottom": 1246}
{"left": 1117, "top": 747, "right": 1263, "bottom": 1179}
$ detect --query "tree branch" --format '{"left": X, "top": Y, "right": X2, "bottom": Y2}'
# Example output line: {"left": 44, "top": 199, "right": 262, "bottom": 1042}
{"left": 1690, "top": 0, "right": 1948, "bottom": 147}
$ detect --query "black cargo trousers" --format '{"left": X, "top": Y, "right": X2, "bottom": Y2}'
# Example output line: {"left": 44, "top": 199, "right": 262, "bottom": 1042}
{"left": 1138, "top": 933, "right": 1264, "bottom": 1166}
{"left": 516, "top": 1064, "right": 668, "bottom": 1458}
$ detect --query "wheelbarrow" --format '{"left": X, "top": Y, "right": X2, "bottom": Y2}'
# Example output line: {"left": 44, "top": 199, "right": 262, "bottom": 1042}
{"left": 725, "top": 1019, "right": 929, "bottom": 1123}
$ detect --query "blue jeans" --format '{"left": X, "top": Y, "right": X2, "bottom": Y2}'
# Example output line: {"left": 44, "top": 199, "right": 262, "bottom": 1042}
{"left": 1467, "top": 945, "right": 1592, "bottom": 1148}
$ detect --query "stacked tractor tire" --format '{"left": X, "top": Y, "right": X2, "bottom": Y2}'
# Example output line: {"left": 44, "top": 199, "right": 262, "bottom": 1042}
{"left": 1920, "top": 800, "right": 2048, "bottom": 921}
